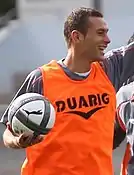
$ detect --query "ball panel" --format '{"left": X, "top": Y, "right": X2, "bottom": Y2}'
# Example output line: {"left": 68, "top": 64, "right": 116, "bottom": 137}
{"left": 12, "top": 116, "right": 34, "bottom": 136}
{"left": 19, "top": 100, "right": 45, "bottom": 126}
{"left": 15, "top": 109, "right": 43, "bottom": 134}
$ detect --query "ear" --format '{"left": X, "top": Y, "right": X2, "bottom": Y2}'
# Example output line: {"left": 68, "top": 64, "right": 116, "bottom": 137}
{"left": 71, "top": 30, "right": 84, "bottom": 44}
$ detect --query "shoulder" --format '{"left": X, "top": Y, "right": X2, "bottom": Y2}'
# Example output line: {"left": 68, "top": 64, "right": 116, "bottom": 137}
{"left": 105, "top": 42, "right": 134, "bottom": 60}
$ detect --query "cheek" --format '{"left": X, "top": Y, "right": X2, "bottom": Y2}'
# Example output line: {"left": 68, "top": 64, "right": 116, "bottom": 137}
{"left": 96, "top": 36, "right": 105, "bottom": 43}
{"left": 85, "top": 38, "right": 93, "bottom": 47}
{"left": 84, "top": 36, "right": 98, "bottom": 51}
{"left": 87, "top": 40, "right": 96, "bottom": 50}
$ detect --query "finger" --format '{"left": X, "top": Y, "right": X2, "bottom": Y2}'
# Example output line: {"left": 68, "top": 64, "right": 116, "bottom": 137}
{"left": 20, "top": 133, "right": 33, "bottom": 140}
{"left": 32, "top": 137, "right": 43, "bottom": 144}
{"left": 18, "top": 133, "right": 44, "bottom": 148}
{"left": 19, "top": 133, "right": 33, "bottom": 146}
{"left": 12, "top": 137, "right": 23, "bottom": 149}
{"left": 30, "top": 135, "right": 44, "bottom": 145}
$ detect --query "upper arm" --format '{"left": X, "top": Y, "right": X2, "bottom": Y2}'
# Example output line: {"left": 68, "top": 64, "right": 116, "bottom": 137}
{"left": 103, "top": 42, "right": 134, "bottom": 92}
{"left": 0, "top": 68, "right": 43, "bottom": 125}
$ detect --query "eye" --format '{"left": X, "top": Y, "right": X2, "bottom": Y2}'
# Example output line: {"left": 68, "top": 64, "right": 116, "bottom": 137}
{"left": 97, "top": 31, "right": 104, "bottom": 35}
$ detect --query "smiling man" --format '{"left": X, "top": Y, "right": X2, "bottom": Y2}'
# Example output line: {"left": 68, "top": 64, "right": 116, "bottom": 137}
{"left": 2, "top": 7, "right": 134, "bottom": 175}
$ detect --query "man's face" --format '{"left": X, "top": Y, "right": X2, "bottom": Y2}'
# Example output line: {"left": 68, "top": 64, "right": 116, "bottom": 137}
{"left": 71, "top": 17, "right": 110, "bottom": 61}
{"left": 84, "top": 17, "right": 110, "bottom": 60}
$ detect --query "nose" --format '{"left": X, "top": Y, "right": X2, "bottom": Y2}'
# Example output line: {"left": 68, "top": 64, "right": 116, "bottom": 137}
{"left": 104, "top": 34, "right": 111, "bottom": 44}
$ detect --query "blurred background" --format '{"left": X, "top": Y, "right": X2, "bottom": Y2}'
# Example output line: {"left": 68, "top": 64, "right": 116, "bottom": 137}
{"left": 0, "top": 0, "right": 132, "bottom": 174}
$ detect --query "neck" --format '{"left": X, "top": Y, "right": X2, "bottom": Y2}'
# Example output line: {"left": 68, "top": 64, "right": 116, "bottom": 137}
{"left": 63, "top": 48, "right": 92, "bottom": 73}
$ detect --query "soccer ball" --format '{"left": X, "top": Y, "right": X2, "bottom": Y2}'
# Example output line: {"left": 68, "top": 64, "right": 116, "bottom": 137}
{"left": 8, "top": 93, "right": 56, "bottom": 136}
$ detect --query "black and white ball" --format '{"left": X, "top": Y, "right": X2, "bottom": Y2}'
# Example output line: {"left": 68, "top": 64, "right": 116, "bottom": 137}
{"left": 8, "top": 93, "right": 56, "bottom": 136}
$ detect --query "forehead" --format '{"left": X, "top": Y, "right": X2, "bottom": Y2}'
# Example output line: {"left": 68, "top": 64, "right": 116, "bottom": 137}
{"left": 88, "top": 17, "right": 108, "bottom": 31}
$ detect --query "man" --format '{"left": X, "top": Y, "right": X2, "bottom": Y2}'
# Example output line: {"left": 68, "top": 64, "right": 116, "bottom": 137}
{"left": 113, "top": 33, "right": 134, "bottom": 152}
{"left": 115, "top": 82, "right": 134, "bottom": 175}
{"left": 113, "top": 33, "right": 134, "bottom": 175}
{"left": 1, "top": 7, "right": 134, "bottom": 175}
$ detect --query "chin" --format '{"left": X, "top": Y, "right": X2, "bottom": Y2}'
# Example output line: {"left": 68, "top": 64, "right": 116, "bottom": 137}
{"left": 93, "top": 55, "right": 104, "bottom": 62}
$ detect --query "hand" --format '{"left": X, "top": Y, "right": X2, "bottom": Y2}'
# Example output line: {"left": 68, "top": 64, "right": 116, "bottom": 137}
{"left": 3, "top": 127, "right": 44, "bottom": 149}
{"left": 13, "top": 133, "right": 44, "bottom": 148}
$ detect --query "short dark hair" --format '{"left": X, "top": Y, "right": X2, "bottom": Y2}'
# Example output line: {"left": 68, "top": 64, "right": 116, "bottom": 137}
{"left": 127, "top": 33, "right": 134, "bottom": 44}
{"left": 64, "top": 7, "right": 103, "bottom": 47}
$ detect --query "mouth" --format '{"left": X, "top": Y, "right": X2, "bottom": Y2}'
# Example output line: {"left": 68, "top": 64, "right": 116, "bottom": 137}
{"left": 98, "top": 45, "right": 107, "bottom": 55}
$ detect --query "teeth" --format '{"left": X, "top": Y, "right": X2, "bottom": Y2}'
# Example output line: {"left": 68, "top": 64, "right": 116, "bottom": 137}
{"left": 99, "top": 47, "right": 104, "bottom": 51}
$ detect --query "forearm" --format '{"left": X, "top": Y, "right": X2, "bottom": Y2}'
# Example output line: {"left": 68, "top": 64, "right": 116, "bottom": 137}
{"left": 113, "top": 122, "right": 126, "bottom": 150}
